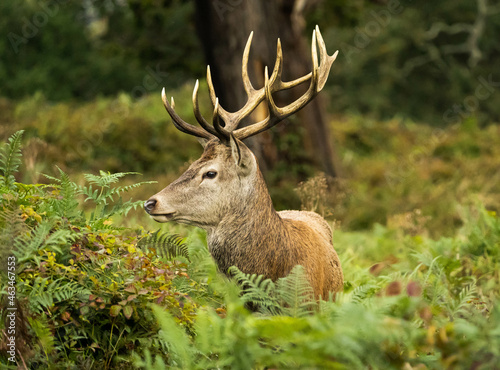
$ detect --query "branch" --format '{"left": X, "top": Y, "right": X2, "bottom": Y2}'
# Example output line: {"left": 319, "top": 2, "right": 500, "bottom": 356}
{"left": 405, "top": 0, "right": 491, "bottom": 73}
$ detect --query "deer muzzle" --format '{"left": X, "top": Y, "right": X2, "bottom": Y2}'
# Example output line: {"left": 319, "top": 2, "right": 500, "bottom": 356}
{"left": 144, "top": 198, "right": 176, "bottom": 222}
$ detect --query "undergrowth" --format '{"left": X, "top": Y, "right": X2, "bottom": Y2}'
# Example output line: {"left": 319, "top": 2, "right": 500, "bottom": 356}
{"left": 1, "top": 131, "right": 499, "bottom": 369}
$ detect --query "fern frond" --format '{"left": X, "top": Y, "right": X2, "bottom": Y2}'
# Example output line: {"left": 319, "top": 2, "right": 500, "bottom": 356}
{"left": 43, "top": 168, "right": 81, "bottom": 221}
{"left": 132, "top": 349, "right": 168, "bottom": 370}
{"left": 108, "top": 198, "right": 146, "bottom": 217}
{"left": 0, "top": 130, "right": 24, "bottom": 190}
{"left": 11, "top": 219, "right": 78, "bottom": 268}
{"left": 80, "top": 171, "right": 155, "bottom": 205}
{"left": 57, "top": 168, "right": 80, "bottom": 218}
{"left": 101, "top": 182, "right": 156, "bottom": 204}
{"left": 349, "top": 284, "right": 379, "bottom": 305}
{"left": 84, "top": 171, "right": 139, "bottom": 187}
{"left": 86, "top": 198, "right": 144, "bottom": 224}
{"left": 229, "top": 266, "right": 280, "bottom": 314}
{"left": 25, "top": 277, "right": 90, "bottom": 313}
{"left": 276, "top": 265, "right": 316, "bottom": 317}
{"left": 13, "top": 220, "right": 53, "bottom": 265}
{"left": 151, "top": 305, "right": 195, "bottom": 368}
{"left": 79, "top": 180, "right": 155, "bottom": 206}
{"left": 0, "top": 207, "right": 26, "bottom": 271}
{"left": 28, "top": 314, "right": 55, "bottom": 360}
{"left": 448, "top": 283, "right": 477, "bottom": 319}
{"left": 138, "top": 230, "right": 189, "bottom": 260}
{"left": 42, "top": 173, "right": 62, "bottom": 184}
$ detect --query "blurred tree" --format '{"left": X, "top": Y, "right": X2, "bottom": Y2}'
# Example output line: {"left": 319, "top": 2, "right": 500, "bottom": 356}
{"left": 0, "top": 0, "right": 202, "bottom": 100}
{"left": 308, "top": 0, "right": 500, "bottom": 126}
{"left": 193, "top": 0, "right": 341, "bottom": 179}
{"left": 1, "top": 0, "right": 498, "bottom": 126}
{"left": 0, "top": 0, "right": 144, "bottom": 100}
{"left": 107, "top": 0, "right": 204, "bottom": 86}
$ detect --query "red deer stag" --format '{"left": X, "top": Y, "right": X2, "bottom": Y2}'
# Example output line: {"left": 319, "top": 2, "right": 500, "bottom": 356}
{"left": 144, "top": 26, "right": 343, "bottom": 299}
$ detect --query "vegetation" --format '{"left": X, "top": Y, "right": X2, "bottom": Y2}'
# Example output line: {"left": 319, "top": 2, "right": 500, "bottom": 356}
{"left": 1, "top": 123, "right": 499, "bottom": 368}
{"left": 0, "top": 131, "right": 203, "bottom": 368}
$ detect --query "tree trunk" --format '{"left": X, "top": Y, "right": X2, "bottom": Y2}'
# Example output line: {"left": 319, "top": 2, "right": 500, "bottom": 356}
{"left": 193, "top": 0, "right": 340, "bottom": 178}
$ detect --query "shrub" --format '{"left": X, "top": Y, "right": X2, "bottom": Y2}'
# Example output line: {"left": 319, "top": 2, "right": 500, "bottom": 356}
{"left": 0, "top": 131, "right": 210, "bottom": 368}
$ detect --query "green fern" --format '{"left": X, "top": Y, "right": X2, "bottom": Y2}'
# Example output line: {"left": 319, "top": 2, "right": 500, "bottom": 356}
{"left": 80, "top": 171, "right": 156, "bottom": 206}
{"left": 44, "top": 169, "right": 152, "bottom": 223}
{"left": 448, "top": 283, "right": 478, "bottom": 319}
{"left": 91, "top": 197, "right": 145, "bottom": 221}
{"left": 276, "top": 265, "right": 316, "bottom": 317}
{"left": 138, "top": 230, "right": 189, "bottom": 260}
{"left": 151, "top": 305, "right": 195, "bottom": 369}
{"left": 12, "top": 220, "right": 53, "bottom": 265}
{"left": 228, "top": 266, "right": 280, "bottom": 314}
{"left": 348, "top": 284, "right": 379, "bottom": 305}
{"left": 84, "top": 170, "right": 138, "bottom": 187}
{"left": 78, "top": 170, "right": 156, "bottom": 222}
{"left": 0, "top": 208, "right": 26, "bottom": 270}
{"left": 11, "top": 219, "right": 79, "bottom": 272}
{"left": 229, "top": 265, "right": 317, "bottom": 317}
{"left": 132, "top": 349, "right": 168, "bottom": 370}
{"left": 44, "top": 168, "right": 82, "bottom": 221}
{"left": 28, "top": 314, "right": 55, "bottom": 362}
{"left": 0, "top": 130, "right": 24, "bottom": 191}
{"left": 25, "top": 277, "right": 90, "bottom": 313}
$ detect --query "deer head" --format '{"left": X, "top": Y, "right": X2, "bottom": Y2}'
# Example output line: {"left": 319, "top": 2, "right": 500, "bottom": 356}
{"left": 144, "top": 26, "right": 338, "bottom": 229}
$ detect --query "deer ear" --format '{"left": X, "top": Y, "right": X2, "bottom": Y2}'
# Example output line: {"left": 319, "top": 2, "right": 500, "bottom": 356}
{"left": 229, "top": 134, "right": 254, "bottom": 173}
{"left": 197, "top": 137, "right": 209, "bottom": 148}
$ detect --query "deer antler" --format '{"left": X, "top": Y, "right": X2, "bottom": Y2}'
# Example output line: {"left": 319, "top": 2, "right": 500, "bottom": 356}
{"left": 161, "top": 25, "right": 337, "bottom": 142}
{"left": 162, "top": 88, "right": 214, "bottom": 140}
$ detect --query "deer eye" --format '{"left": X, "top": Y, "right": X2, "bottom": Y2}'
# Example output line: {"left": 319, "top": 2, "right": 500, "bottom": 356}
{"left": 203, "top": 171, "right": 218, "bottom": 179}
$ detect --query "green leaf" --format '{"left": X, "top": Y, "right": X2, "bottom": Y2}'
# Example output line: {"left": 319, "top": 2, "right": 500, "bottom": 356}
{"left": 0, "top": 130, "right": 24, "bottom": 190}
{"left": 123, "top": 305, "right": 134, "bottom": 319}
{"left": 152, "top": 305, "right": 194, "bottom": 368}
{"left": 110, "top": 305, "right": 122, "bottom": 317}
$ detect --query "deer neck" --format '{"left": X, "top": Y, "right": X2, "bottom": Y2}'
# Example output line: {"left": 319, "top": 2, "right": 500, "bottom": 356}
{"left": 206, "top": 170, "right": 288, "bottom": 277}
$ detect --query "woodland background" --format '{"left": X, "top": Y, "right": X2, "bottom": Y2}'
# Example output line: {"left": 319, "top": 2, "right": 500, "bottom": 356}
{"left": 1, "top": 0, "right": 500, "bottom": 368}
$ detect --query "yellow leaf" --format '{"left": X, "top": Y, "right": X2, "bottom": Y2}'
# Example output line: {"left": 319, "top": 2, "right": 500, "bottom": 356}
{"left": 426, "top": 325, "right": 436, "bottom": 345}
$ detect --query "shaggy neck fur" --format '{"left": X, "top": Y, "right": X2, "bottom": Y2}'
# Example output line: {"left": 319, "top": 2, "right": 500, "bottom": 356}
{"left": 206, "top": 168, "right": 297, "bottom": 280}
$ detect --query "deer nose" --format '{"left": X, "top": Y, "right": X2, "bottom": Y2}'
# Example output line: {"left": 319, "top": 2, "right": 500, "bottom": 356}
{"left": 144, "top": 199, "right": 157, "bottom": 214}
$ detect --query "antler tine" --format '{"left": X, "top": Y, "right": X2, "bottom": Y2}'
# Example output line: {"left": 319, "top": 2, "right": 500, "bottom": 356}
{"left": 206, "top": 66, "right": 217, "bottom": 106}
{"left": 161, "top": 88, "right": 213, "bottom": 140}
{"left": 227, "top": 66, "right": 276, "bottom": 139}
{"left": 222, "top": 35, "right": 289, "bottom": 133}
{"left": 206, "top": 65, "right": 233, "bottom": 128}
{"left": 206, "top": 30, "right": 319, "bottom": 136}
{"left": 242, "top": 31, "right": 256, "bottom": 95}
{"left": 220, "top": 32, "right": 270, "bottom": 133}
{"left": 212, "top": 98, "right": 230, "bottom": 139}
{"left": 192, "top": 80, "right": 219, "bottom": 136}
{"left": 269, "top": 38, "right": 312, "bottom": 92}
{"left": 233, "top": 26, "right": 336, "bottom": 141}
{"left": 267, "top": 38, "right": 282, "bottom": 89}
{"left": 315, "top": 25, "right": 338, "bottom": 90}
